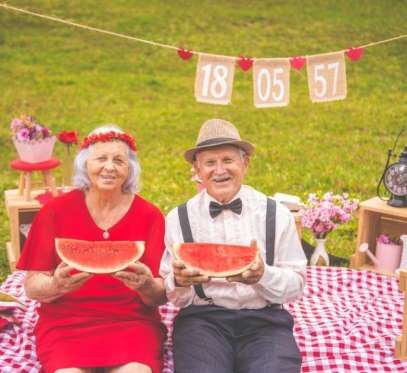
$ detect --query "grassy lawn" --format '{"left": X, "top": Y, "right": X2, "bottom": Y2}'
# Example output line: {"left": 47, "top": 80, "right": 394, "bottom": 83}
{"left": 0, "top": 0, "right": 406, "bottom": 281}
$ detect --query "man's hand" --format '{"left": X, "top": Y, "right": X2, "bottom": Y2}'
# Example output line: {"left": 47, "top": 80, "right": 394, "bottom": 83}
{"left": 173, "top": 260, "right": 210, "bottom": 287}
{"left": 114, "top": 262, "right": 154, "bottom": 291}
{"left": 226, "top": 254, "right": 265, "bottom": 285}
{"left": 52, "top": 262, "right": 93, "bottom": 295}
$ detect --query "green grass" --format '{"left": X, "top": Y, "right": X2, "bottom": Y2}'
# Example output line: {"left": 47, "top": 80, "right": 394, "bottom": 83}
{"left": 0, "top": 0, "right": 406, "bottom": 281}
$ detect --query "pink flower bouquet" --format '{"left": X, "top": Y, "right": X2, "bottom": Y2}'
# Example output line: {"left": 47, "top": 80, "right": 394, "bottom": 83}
{"left": 11, "top": 115, "right": 51, "bottom": 141}
{"left": 11, "top": 115, "right": 56, "bottom": 163}
{"left": 301, "top": 192, "right": 359, "bottom": 239}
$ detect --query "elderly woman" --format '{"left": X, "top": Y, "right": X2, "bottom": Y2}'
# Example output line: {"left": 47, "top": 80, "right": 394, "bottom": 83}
{"left": 16, "top": 125, "right": 166, "bottom": 373}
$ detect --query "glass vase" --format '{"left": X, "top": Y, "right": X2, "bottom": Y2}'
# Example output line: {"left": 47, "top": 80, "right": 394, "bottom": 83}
{"left": 310, "top": 236, "right": 330, "bottom": 266}
{"left": 61, "top": 145, "right": 75, "bottom": 189}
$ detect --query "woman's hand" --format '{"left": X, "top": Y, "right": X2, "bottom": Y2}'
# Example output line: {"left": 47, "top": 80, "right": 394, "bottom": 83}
{"left": 52, "top": 262, "right": 93, "bottom": 295}
{"left": 172, "top": 260, "right": 210, "bottom": 287}
{"left": 24, "top": 263, "right": 93, "bottom": 303}
{"left": 114, "top": 262, "right": 155, "bottom": 291}
{"left": 226, "top": 254, "right": 265, "bottom": 285}
{"left": 114, "top": 263, "right": 167, "bottom": 306}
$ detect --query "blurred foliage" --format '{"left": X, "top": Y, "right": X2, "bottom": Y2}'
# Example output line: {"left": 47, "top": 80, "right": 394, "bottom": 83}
{"left": 0, "top": 0, "right": 406, "bottom": 281}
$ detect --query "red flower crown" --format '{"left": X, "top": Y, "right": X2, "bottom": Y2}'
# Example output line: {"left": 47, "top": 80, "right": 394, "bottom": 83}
{"left": 80, "top": 131, "right": 137, "bottom": 151}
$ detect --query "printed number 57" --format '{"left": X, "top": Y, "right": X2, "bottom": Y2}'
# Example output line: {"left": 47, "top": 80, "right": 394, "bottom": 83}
{"left": 313, "top": 62, "right": 339, "bottom": 98}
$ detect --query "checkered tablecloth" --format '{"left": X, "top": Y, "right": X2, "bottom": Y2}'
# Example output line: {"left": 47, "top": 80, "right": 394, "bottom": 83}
{"left": 1, "top": 267, "right": 407, "bottom": 372}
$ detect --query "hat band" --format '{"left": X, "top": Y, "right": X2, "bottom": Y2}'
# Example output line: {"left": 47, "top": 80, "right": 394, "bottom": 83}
{"left": 196, "top": 137, "right": 239, "bottom": 148}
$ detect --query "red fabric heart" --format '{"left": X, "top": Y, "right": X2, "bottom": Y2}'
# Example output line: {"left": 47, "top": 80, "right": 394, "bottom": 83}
{"left": 346, "top": 47, "right": 364, "bottom": 61}
{"left": 177, "top": 48, "right": 193, "bottom": 60}
{"left": 238, "top": 56, "right": 253, "bottom": 71}
{"left": 290, "top": 56, "right": 306, "bottom": 70}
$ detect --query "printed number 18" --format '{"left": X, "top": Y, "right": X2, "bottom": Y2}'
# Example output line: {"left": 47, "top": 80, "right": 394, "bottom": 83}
{"left": 201, "top": 64, "right": 228, "bottom": 99}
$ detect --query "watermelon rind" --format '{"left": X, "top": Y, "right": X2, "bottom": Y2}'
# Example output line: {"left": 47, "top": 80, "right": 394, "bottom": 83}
{"left": 55, "top": 239, "right": 145, "bottom": 274}
{"left": 0, "top": 290, "right": 26, "bottom": 311}
{"left": 172, "top": 242, "right": 258, "bottom": 277}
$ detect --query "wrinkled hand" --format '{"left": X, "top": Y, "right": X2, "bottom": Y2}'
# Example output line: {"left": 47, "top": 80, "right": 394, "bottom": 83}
{"left": 114, "top": 262, "right": 154, "bottom": 291}
{"left": 173, "top": 260, "right": 210, "bottom": 287}
{"left": 226, "top": 254, "right": 264, "bottom": 285}
{"left": 52, "top": 262, "right": 93, "bottom": 295}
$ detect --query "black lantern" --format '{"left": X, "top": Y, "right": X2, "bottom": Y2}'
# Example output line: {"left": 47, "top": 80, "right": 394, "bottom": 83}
{"left": 383, "top": 146, "right": 407, "bottom": 207}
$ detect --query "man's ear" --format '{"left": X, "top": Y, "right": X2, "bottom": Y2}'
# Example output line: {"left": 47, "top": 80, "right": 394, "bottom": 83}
{"left": 193, "top": 160, "right": 200, "bottom": 175}
{"left": 244, "top": 155, "right": 250, "bottom": 169}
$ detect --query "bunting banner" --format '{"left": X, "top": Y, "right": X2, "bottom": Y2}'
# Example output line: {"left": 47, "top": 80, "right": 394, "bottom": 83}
{"left": 195, "top": 54, "right": 235, "bottom": 105}
{"left": 0, "top": 3, "right": 406, "bottom": 109}
{"left": 253, "top": 58, "right": 290, "bottom": 108}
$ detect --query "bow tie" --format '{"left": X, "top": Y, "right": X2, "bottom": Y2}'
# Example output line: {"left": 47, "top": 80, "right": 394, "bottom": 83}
{"left": 209, "top": 198, "right": 242, "bottom": 218}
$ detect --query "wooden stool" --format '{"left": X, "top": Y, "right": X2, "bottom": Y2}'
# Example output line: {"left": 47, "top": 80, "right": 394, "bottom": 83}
{"left": 10, "top": 158, "right": 60, "bottom": 201}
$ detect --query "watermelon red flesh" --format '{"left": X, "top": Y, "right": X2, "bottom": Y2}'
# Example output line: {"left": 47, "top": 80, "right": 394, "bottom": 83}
{"left": 174, "top": 242, "right": 257, "bottom": 277}
{"left": 55, "top": 238, "right": 145, "bottom": 274}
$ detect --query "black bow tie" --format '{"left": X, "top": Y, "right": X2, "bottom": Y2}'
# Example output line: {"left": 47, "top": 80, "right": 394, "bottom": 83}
{"left": 209, "top": 198, "right": 242, "bottom": 218}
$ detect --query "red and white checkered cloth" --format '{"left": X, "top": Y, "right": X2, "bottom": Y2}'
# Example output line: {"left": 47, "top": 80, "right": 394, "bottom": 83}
{"left": 0, "top": 271, "right": 40, "bottom": 373}
{"left": 1, "top": 267, "right": 407, "bottom": 372}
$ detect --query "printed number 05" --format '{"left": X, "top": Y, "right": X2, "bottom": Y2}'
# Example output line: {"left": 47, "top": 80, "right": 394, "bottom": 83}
{"left": 257, "top": 67, "right": 285, "bottom": 102}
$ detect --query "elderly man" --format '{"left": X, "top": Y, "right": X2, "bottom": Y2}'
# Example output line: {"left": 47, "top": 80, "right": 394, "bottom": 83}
{"left": 160, "top": 118, "right": 307, "bottom": 373}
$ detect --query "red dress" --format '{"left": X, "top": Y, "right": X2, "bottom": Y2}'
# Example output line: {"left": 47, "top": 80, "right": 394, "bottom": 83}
{"left": 17, "top": 189, "right": 166, "bottom": 373}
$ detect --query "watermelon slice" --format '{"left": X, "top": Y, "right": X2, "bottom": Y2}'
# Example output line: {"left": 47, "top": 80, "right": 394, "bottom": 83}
{"left": 172, "top": 241, "right": 258, "bottom": 277}
{"left": 55, "top": 238, "right": 145, "bottom": 274}
{"left": 0, "top": 290, "right": 26, "bottom": 311}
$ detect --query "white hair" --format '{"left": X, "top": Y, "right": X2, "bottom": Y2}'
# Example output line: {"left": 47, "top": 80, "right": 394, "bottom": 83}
{"left": 73, "top": 124, "right": 141, "bottom": 193}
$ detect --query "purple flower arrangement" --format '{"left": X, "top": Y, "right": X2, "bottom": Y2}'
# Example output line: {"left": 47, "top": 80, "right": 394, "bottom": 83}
{"left": 301, "top": 192, "right": 359, "bottom": 239}
{"left": 376, "top": 234, "right": 401, "bottom": 246}
{"left": 10, "top": 115, "right": 51, "bottom": 142}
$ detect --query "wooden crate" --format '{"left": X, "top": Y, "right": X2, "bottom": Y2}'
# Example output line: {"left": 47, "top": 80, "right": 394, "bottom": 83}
{"left": 6, "top": 242, "right": 17, "bottom": 272}
{"left": 350, "top": 197, "right": 407, "bottom": 276}
{"left": 4, "top": 189, "right": 43, "bottom": 265}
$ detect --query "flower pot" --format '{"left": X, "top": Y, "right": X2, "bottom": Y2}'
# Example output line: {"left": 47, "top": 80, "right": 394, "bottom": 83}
{"left": 13, "top": 136, "right": 56, "bottom": 163}
{"left": 375, "top": 242, "right": 402, "bottom": 273}
{"left": 310, "top": 237, "right": 330, "bottom": 266}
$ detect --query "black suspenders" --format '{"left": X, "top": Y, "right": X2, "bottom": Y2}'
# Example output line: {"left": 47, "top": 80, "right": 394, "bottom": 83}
{"left": 265, "top": 197, "right": 277, "bottom": 266}
{"left": 177, "top": 198, "right": 276, "bottom": 302}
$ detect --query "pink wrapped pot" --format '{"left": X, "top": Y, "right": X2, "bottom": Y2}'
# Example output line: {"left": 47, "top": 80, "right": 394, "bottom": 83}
{"left": 13, "top": 136, "right": 56, "bottom": 163}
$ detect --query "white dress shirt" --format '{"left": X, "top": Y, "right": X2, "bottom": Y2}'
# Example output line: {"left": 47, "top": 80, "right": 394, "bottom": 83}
{"left": 159, "top": 185, "right": 307, "bottom": 310}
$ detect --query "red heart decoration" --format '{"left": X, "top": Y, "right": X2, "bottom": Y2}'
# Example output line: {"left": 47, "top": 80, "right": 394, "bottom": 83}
{"left": 238, "top": 56, "right": 253, "bottom": 71}
{"left": 346, "top": 47, "right": 364, "bottom": 61}
{"left": 290, "top": 56, "right": 306, "bottom": 70}
{"left": 177, "top": 48, "right": 193, "bottom": 60}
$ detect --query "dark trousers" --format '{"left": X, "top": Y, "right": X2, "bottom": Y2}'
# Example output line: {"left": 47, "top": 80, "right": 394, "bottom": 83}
{"left": 173, "top": 305, "right": 301, "bottom": 373}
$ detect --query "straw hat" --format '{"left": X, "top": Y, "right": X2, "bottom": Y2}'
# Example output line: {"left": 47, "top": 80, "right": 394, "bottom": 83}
{"left": 184, "top": 118, "right": 255, "bottom": 163}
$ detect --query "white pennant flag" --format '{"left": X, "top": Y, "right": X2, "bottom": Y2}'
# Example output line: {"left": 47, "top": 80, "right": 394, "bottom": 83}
{"left": 195, "top": 54, "right": 235, "bottom": 105}
{"left": 307, "top": 51, "right": 347, "bottom": 103}
{"left": 253, "top": 58, "right": 290, "bottom": 108}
